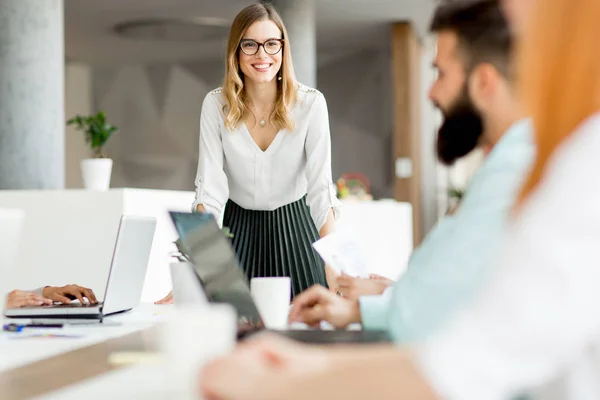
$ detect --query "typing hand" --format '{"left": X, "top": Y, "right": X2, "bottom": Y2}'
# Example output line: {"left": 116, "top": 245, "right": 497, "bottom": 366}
{"left": 336, "top": 273, "right": 392, "bottom": 300}
{"left": 288, "top": 285, "right": 361, "bottom": 328}
{"left": 42, "top": 285, "right": 98, "bottom": 305}
{"left": 5, "top": 290, "right": 52, "bottom": 309}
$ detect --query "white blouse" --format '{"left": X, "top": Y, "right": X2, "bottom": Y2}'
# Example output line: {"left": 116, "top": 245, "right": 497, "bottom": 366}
{"left": 192, "top": 85, "right": 340, "bottom": 230}
{"left": 416, "top": 112, "right": 600, "bottom": 400}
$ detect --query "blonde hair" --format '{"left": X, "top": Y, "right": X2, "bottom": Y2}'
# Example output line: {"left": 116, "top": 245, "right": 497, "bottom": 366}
{"left": 222, "top": 3, "right": 297, "bottom": 132}
{"left": 516, "top": 0, "right": 600, "bottom": 206}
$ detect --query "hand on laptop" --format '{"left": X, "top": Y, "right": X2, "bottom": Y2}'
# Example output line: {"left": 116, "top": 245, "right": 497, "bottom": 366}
{"left": 336, "top": 273, "right": 393, "bottom": 300}
{"left": 41, "top": 285, "right": 98, "bottom": 305}
{"left": 155, "top": 291, "right": 173, "bottom": 305}
{"left": 288, "top": 285, "right": 361, "bottom": 328}
{"left": 5, "top": 290, "right": 52, "bottom": 309}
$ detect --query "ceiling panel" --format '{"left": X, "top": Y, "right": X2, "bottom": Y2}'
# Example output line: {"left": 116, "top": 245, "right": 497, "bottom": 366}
{"left": 64, "top": 0, "right": 435, "bottom": 65}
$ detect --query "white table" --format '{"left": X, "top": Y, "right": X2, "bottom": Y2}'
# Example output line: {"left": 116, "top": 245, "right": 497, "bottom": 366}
{"left": 34, "top": 364, "right": 170, "bottom": 400}
{"left": 0, "top": 303, "right": 170, "bottom": 372}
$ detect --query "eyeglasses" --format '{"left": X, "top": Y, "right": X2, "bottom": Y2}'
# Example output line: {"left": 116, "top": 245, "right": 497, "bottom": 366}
{"left": 239, "top": 38, "right": 284, "bottom": 56}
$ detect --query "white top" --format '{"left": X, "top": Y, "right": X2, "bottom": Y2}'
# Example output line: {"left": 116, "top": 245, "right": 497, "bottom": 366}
{"left": 416, "top": 112, "right": 600, "bottom": 400}
{"left": 192, "top": 85, "right": 340, "bottom": 230}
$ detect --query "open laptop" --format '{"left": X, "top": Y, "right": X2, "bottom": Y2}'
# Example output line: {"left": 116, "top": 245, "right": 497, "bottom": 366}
{"left": 169, "top": 211, "right": 391, "bottom": 344}
{"left": 4, "top": 215, "right": 157, "bottom": 321}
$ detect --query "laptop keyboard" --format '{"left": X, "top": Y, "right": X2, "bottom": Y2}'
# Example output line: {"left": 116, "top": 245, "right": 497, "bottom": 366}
{"left": 41, "top": 302, "right": 102, "bottom": 309}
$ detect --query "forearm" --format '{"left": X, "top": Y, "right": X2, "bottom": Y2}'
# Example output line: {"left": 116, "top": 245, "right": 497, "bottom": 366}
{"left": 319, "top": 209, "right": 337, "bottom": 289}
{"left": 319, "top": 209, "right": 335, "bottom": 237}
{"left": 195, "top": 204, "right": 206, "bottom": 213}
{"left": 287, "top": 346, "right": 438, "bottom": 400}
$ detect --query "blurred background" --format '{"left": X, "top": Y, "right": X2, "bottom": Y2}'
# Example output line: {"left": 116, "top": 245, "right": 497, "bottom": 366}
{"left": 0, "top": 0, "right": 485, "bottom": 299}
{"left": 62, "top": 0, "right": 483, "bottom": 240}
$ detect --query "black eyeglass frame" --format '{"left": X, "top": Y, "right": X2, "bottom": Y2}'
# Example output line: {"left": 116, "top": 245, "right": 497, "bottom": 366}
{"left": 239, "top": 38, "right": 285, "bottom": 55}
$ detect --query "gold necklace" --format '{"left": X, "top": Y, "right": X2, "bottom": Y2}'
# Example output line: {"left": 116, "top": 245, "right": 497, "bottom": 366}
{"left": 248, "top": 102, "right": 274, "bottom": 128}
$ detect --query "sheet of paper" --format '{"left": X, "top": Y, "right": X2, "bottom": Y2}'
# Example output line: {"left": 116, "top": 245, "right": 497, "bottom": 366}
{"left": 312, "top": 231, "right": 370, "bottom": 277}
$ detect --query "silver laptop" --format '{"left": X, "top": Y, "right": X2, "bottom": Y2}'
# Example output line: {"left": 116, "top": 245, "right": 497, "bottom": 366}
{"left": 4, "top": 215, "right": 156, "bottom": 320}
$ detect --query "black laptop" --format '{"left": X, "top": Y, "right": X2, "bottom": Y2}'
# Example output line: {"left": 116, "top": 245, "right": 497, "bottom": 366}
{"left": 169, "top": 211, "right": 390, "bottom": 344}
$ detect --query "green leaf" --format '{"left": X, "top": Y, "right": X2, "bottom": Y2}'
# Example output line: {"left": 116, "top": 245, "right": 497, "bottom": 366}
{"left": 448, "top": 187, "right": 465, "bottom": 200}
{"left": 65, "top": 111, "right": 118, "bottom": 157}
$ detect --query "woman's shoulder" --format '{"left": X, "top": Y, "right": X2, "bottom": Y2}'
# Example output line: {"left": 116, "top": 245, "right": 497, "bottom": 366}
{"left": 202, "top": 87, "right": 227, "bottom": 113}
{"left": 295, "top": 83, "right": 326, "bottom": 108}
{"left": 204, "top": 87, "right": 226, "bottom": 104}
{"left": 296, "top": 83, "right": 323, "bottom": 97}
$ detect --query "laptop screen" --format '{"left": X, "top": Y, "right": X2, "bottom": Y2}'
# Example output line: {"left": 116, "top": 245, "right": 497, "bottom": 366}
{"left": 169, "top": 211, "right": 214, "bottom": 241}
{"left": 169, "top": 212, "right": 264, "bottom": 330}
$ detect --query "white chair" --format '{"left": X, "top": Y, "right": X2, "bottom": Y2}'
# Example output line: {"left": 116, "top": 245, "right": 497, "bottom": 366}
{"left": 0, "top": 208, "right": 25, "bottom": 313}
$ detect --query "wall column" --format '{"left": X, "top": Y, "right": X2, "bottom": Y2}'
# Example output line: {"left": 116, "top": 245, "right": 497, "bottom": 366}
{"left": 391, "top": 22, "right": 423, "bottom": 245}
{"left": 267, "top": 0, "right": 317, "bottom": 87}
{"left": 0, "top": 0, "right": 65, "bottom": 189}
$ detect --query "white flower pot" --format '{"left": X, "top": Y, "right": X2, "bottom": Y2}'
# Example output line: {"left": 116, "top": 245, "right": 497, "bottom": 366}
{"left": 81, "top": 158, "right": 112, "bottom": 190}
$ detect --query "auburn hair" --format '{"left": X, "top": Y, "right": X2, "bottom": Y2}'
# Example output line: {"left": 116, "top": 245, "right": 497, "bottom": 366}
{"left": 516, "top": 0, "right": 600, "bottom": 206}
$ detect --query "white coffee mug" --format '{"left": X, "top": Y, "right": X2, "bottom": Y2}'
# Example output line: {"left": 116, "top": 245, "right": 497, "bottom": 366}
{"left": 160, "top": 303, "right": 236, "bottom": 399}
{"left": 250, "top": 277, "right": 291, "bottom": 330}
{"left": 0, "top": 208, "right": 25, "bottom": 314}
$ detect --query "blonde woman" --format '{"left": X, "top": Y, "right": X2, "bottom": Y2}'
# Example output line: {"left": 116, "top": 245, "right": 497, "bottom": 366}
{"left": 158, "top": 4, "right": 339, "bottom": 304}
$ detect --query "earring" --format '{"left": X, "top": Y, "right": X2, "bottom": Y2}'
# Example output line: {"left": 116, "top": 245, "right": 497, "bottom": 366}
{"left": 278, "top": 74, "right": 282, "bottom": 81}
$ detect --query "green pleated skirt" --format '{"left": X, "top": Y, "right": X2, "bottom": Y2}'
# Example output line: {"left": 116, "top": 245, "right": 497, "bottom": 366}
{"left": 222, "top": 196, "right": 327, "bottom": 298}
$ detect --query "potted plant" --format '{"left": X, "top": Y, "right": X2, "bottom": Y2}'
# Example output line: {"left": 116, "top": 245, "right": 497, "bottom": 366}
{"left": 67, "top": 111, "right": 118, "bottom": 190}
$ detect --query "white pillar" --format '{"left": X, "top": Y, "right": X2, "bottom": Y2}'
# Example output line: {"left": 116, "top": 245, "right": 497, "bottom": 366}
{"left": 267, "top": 0, "right": 317, "bottom": 88}
{"left": 0, "top": 0, "right": 65, "bottom": 189}
{"left": 65, "top": 63, "right": 92, "bottom": 188}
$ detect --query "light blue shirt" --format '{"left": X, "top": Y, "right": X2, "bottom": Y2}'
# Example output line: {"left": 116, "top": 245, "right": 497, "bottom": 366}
{"left": 360, "top": 119, "right": 534, "bottom": 343}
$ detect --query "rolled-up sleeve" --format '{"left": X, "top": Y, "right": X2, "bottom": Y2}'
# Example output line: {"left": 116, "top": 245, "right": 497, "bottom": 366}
{"left": 192, "top": 93, "right": 229, "bottom": 225}
{"left": 360, "top": 288, "right": 393, "bottom": 331}
{"left": 304, "top": 93, "right": 341, "bottom": 231}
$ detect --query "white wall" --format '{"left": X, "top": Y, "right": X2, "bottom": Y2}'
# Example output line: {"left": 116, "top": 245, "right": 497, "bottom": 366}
{"left": 65, "top": 63, "right": 92, "bottom": 188}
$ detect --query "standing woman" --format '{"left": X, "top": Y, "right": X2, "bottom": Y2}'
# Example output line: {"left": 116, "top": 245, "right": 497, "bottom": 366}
{"left": 161, "top": 3, "right": 340, "bottom": 302}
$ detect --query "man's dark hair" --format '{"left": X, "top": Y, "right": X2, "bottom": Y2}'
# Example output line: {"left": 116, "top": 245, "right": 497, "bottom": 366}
{"left": 430, "top": 0, "right": 512, "bottom": 77}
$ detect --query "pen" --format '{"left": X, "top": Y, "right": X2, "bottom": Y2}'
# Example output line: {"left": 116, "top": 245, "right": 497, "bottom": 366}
{"left": 3, "top": 323, "right": 64, "bottom": 332}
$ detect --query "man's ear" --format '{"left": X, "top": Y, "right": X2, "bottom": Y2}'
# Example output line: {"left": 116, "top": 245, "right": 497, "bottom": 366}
{"left": 468, "top": 63, "right": 500, "bottom": 106}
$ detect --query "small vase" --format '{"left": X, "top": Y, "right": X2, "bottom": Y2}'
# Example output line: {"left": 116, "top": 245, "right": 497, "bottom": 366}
{"left": 81, "top": 158, "right": 112, "bottom": 190}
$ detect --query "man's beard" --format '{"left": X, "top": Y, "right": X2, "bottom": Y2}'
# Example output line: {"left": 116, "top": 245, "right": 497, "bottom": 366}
{"left": 435, "top": 87, "right": 484, "bottom": 166}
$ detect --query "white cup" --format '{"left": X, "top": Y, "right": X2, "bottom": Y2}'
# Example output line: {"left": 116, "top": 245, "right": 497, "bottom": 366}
{"left": 160, "top": 304, "right": 237, "bottom": 399}
{"left": 250, "top": 277, "right": 291, "bottom": 330}
{"left": 0, "top": 208, "right": 25, "bottom": 314}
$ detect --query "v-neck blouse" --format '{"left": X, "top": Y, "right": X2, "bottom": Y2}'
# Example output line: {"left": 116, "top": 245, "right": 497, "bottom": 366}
{"left": 192, "top": 85, "right": 341, "bottom": 231}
